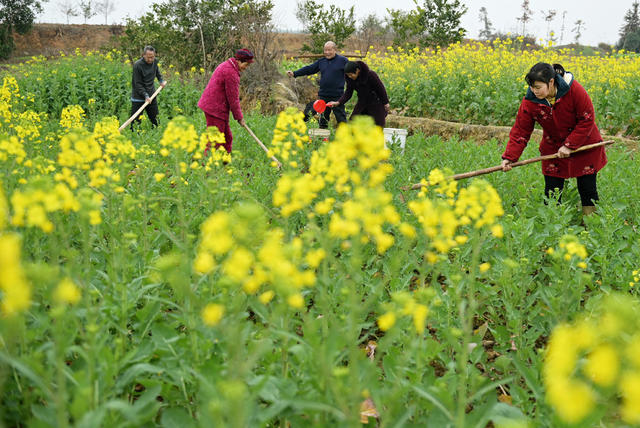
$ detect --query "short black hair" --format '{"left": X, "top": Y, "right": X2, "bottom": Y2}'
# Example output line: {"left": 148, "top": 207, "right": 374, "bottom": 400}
{"left": 344, "top": 61, "right": 359, "bottom": 74}
{"left": 525, "top": 62, "right": 565, "bottom": 86}
{"left": 143, "top": 45, "right": 156, "bottom": 54}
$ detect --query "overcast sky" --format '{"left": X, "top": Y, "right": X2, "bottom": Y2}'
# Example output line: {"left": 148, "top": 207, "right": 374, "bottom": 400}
{"left": 39, "top": 0, "right": 632, "bottom": 47}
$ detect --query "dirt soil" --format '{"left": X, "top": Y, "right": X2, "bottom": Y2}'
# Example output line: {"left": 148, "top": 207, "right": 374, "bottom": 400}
{"left": 385, "top": 114, "right": 639, "bottom": 148}
{"left": 8, "top": 24, "right": 378, "bottom": 61}
{"left": 11, "top": 24, "right": 123, "bottom": 59}
{"left": 269, "top": 75, "right": 318, "bottom": 112}
{"left": 386, "top": 114, "right": 529, "bottom": 143}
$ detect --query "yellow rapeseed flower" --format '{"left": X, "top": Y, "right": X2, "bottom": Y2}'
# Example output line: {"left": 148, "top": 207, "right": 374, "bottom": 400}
{"left": 89, "top": 209, "right": 101, "bottom": 225}
{"left": 584, "top": 344, "right": 619, "bottom": 387}
{"left": 193, "top": 252, "right": 215, "bottom": 274}
{"left": 259, "top": 290, "right": 275, "bottom": 304}
{"left": 287, "top": 293, "right": 304, "bottom": 309}
{"left": 54, "top": 278, "right": 81, "bottom": 305}
{"left": 491, "top": 224, "right": 503, "bottom": 238}
{"left": 378, "top": 312, "right": 396, "bottom": 331}
{"left": 0, "top": 233, "right": 31, "bottom": 316}
{"left": 202, "top": 303, "right": 224, "bottom": 326}
{"left": 412, "top": 304, "right": 429, "bottom": 334}
{"left": 544, "top": 294, "right": 640, "bottom": 423}
{"left": 399, "top": 223, "right": 416, "bottom": 239}
{"left": 305, "top": 248, "right": 326, "bottom": 268}
{"left": 621, "top": 372, "right": 640, "bottom": 424}
{"left": 547, "top": 379, "right": 595, "bottom": 424}
{"left": 59, "top": 105, "right": 86, "bottom": 130}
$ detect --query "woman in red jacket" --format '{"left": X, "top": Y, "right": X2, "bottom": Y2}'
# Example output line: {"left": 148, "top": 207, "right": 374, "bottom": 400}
{"left": 198, "top": 49, "right": 254, "bottom": 154}
{"left": 502, "top": 62, "right": 607, "bottom": 215}
{"left": 326, "top": 61, "right": 390, "bottom": 127}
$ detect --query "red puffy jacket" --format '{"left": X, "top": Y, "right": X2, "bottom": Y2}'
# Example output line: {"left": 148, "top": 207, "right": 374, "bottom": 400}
{"left": 198, "top": 58, "right": 243, "bottom": 122}
{"left": 503, "top": 73, "right": 607, "bottom": 178}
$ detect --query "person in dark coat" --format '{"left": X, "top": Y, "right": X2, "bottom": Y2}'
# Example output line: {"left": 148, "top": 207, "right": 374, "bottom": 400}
{"left": 326, "top": 61, "right": 390, "bottom": 127}
{"left": 287, "top": 41, "right": 348, "bottom": 129}
{"left": 502, "top": 62, "right": 607, "bottom": 215}
{"left": 130, "top": 45, "right": 166, "bottom": 129}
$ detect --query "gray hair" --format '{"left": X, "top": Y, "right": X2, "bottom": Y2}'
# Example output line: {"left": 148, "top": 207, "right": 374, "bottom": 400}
{"left": 143, "top": 45, "right": 156, "bottom": 54}
{"left": 324, "top": 41, "right": 336, "bottom": 49}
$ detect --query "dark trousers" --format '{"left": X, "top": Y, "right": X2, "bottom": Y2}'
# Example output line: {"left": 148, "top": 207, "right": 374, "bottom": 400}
{"left": 303, "top": 97, "right": 347, "bottom": 129}
{"left": 544, "top": 173, "right": 599, "bottom": 206}
{"left": 351, "top": 104, "right": 387, "bottom": 127}
{"left": 130, "top": 99, "right": 159, "bottom": 129}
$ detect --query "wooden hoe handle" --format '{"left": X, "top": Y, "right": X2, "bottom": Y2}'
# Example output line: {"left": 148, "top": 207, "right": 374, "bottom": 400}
{"left": 118, "top": 84, "right": 165, "bottom": 132}
{"left": 242, "top": 123, "right": 283, "bottom": 169}
{"left": 405, "top": 140, "right": 615, "bottom": 190}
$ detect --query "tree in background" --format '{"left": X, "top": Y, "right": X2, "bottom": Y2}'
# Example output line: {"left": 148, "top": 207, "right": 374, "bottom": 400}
{"left": 622, "top": 30, "right": 640, "bottom": 51}
{"left": 542, "top": 9, "right": 556, "bottom": 44}
{"left": 559, "top": 10, "right": 567, "bottom": 44}
{"left": 0, "top": 0, "right": 44, "bottom": 59}
{"left": 388, "top": 0, "right": 467, "bottom": 50}
{"left": 78, "top": 0, "right": 97, "bottom": 24}
{"left": 598, "top": 42, "right": 613, "bottom": 53}
{"left": 516, "top": 0, "right": 533, "bottom": 37}
{"left": 232, "top": 0, "right": 282, "bottom": 107}
{"left": 58, "top": 0, "right": 79, "bottom": 24}
{"left": 478, "top": 7, "right": 494, "bottom": 41}
{"left": 416, "top": 0, "right": 467, "bottom": 49}
{"left": 357, "top": 13, "right": 390, "bottom": 54}
{"left": 617, "top": 1, "right": 640, "bottom": 51}
{"left": 387, "top": 8, "right": 420, "bottom": 48}
{"left": 295, "top": 0, "right": 355, "bottom": 53}
{"left": 572, "top": 19, "right": 585, "bottom": 45}
{"left": 121, "top": 0, "right": 274, "bottom": 72}
{"left": 96, "top": 0, "right": 116, "bottom": 25}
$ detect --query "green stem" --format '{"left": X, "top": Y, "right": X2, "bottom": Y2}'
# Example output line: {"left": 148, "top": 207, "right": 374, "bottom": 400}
{"left": 54, "top": 315, "right": 69, "bottom": 428}
{"left": 141, "top": 166, "right": 149, "bottom": 264}
{"left": 455, "top": 233, "right": 482, "bottom": 428}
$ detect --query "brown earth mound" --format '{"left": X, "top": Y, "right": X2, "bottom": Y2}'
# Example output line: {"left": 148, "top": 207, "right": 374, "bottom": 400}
{"left": 11, "top": 24, "right": 123, "bottom": 58}
{"left": 385, "top": 114, "right": 639, "bottom": 148}
{"left": 9, "top": 24, "right": 374, "bottom": 60}
{"left": 269, "top": 75, "right": 318, "bottom": 113}
{"left": 385, "top": 114, "right": 528, "bottom": 142}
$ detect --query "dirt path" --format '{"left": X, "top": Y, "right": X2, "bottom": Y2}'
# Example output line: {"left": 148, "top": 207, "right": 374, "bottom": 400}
{"left": 385, "top": 114, "right": 639, "bottom": 149}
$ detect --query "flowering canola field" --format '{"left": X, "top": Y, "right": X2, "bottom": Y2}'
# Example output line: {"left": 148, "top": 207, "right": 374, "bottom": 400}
{"left": 366, "top": 40, "right": 640, "bottom": 137}
{"left": 1, "top": 49, "right": 640, "bottom": 427}
{"left": 277, "top": 39, "right": 640, "bottom": 136}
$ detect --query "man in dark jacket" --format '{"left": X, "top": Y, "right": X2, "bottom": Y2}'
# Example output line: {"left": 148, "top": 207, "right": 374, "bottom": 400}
{"left": 130, "top": 45, "right": 166, "bottom": 129}
{"left": 327, "top": 61, "right": 390, "bottom": 127}
{"left": 287, "top": 41, "right": 347, "bottom": 129}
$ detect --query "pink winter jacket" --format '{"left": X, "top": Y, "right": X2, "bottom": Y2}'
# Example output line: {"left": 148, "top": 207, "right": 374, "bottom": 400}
{"left": 198, "top": 58, "right": 243, "bottom": 122}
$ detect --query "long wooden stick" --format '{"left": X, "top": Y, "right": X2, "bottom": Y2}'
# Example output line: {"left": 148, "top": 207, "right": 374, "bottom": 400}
{"left": 118, "top": 84, "right": 165, "bottom": 132}
{"left": 242, "top": 123, "right": 283, "bottom": 169}
{"left": 405, "top": 140, "right": 615, "bottom": 190}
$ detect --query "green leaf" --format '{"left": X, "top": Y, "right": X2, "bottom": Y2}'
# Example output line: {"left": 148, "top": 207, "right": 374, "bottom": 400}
{"left": 116, "top": 363, "right": 165, "bottom": 389}
{"left": 410, "top": 384, "right": 453, "bottom": 421}
{"left": 161, "top": 407, "right": 193, "bottom": 428}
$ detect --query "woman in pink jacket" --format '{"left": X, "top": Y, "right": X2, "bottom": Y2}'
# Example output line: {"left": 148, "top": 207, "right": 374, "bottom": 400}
{"left": 198, "top": 49, "right": 254, "bottom": 154}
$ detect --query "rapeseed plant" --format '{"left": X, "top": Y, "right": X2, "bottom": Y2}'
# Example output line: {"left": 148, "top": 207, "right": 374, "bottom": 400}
{"left": 545, "top": 294, "right": 640, "bottom": 424}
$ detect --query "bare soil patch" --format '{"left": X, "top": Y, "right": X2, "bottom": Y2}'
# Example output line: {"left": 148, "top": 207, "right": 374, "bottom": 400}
{"left": 11, "top": 24, "right": 123, "bottom": 58}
